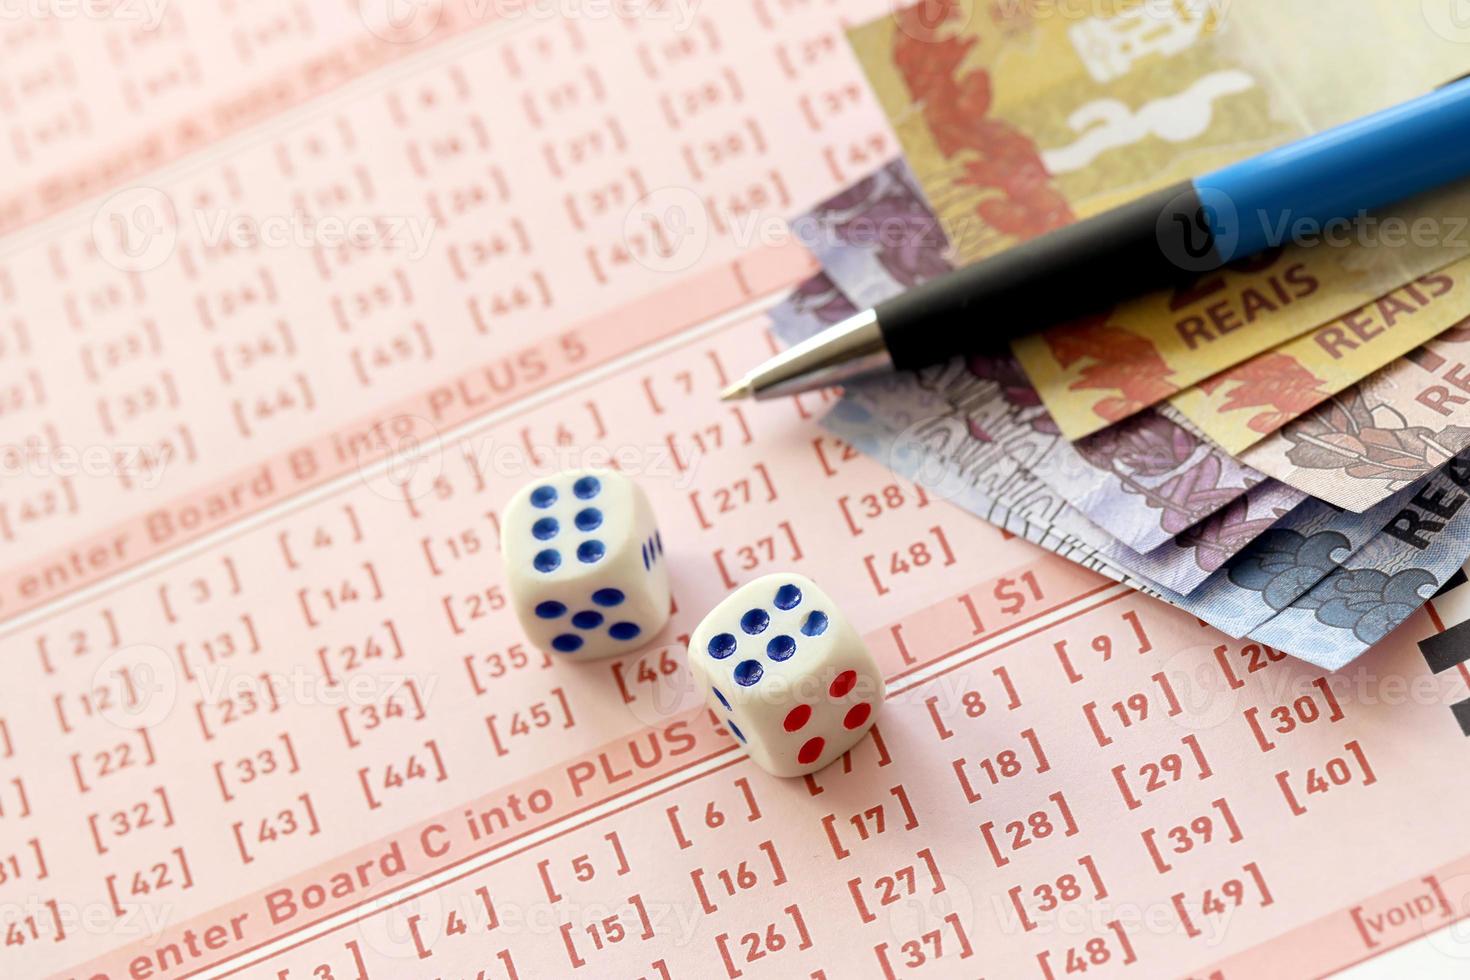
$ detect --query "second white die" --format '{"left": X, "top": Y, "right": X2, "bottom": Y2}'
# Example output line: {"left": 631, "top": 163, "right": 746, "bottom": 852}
{"left": 502, "top": 468, "right": 670, "bottom": 659}
{"left": 687, "top": 573, "right": 883, "bottom": 777}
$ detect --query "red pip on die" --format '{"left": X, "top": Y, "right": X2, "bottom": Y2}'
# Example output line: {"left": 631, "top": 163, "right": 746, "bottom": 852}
{"left": 686, "top": 572, "right": 883, "bottom": 777}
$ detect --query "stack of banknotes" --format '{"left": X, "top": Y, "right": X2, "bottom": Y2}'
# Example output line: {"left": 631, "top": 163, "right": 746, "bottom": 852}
{"left": 772, "top": 0, "right": 1470, "bottom": 669}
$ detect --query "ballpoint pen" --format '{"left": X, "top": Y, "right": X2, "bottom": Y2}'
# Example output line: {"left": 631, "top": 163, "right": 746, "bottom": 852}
{"left": 721, "top": 76, "right": 1470, "bottom": 402}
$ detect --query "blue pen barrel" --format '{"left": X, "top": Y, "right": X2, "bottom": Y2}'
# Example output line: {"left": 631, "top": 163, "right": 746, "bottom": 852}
{"left": 1195, "top": 78, "right": 1470, "bottom": 261}
{"left": 876, "top": 78, "right": 1470, "bottom": 370}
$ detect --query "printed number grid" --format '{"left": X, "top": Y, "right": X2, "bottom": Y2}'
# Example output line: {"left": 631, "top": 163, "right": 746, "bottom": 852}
{"left": 1, "top": 2, "right": 1467, "bottom": 979}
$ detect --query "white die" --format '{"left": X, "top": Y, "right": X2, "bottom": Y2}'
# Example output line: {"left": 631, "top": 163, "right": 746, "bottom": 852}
{"left": 687, "top": 573, "right": 883, "bottom": 777}
{"left": 502, "top": 468, "right": 671, "bottom": 660}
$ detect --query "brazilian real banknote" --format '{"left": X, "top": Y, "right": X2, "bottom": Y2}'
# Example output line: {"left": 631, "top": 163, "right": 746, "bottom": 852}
{"left": 1242, "top": 455, "right": 1470, "bottom": 668}
{"left": 848, "top": 0, "right": 1470, "bottom": 439}
{"left": 813, "top": 315, "right": 1470, "bottom": 666}
{"left": 798, "top": 161, "right": 1299, "bottom": 566}
{"left": 819, "top": 381, "right": 1454, "bottom": 665}
{"left": 766, "top": 252, "right": 1392, "bottom": 641}
{"left": 1239, "top": 325, "right": 1470, "bottom": 512}
{"left": 773, "top": 164, "right": 1470, "bottom": 665}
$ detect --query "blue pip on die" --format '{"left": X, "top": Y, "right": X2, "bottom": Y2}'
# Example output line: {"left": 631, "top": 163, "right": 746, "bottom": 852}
{"left": 502, "top": 468, "right": 670, "bottom": 659}
{"left": 687, "top": 573, "right": 883, "bottom": 777}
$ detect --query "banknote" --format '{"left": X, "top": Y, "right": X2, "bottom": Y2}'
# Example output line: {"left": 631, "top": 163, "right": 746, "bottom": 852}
{"left": 767, "top": 271, "right": 857, "bottom": 345}
{"left": 798, "top": 163, "right": 1281, "bottom": 556}
{"left": 778, "top": 177, "right": 1459, "bottom": 665}
{"left": 771, "top": 268, "right": 1144, "bottom": 577}
{"left": 848, "top": 0, "right": 1470, "bottom": 439}
{"left": 1246, "top": 455, "right": 1470, "bottom": 668}
{"left": 1178, "top": 486, "right": 1434, "bottom": 642}
{"left": 822, "top": 391, "right": 1176, "bottom": 593}
{"left": 828, "top": 401, "right": 1160, "bottom": 586}
{"left": 1168, "top": 263, "right": 1470, "bottom": 453}
{"left": 838, "top": 357, "right": 1299, "bottom": 595}
{"left": 916, "top": 357, "right": 1286, "bottom": 555}
{"left": 1148, "top": 478, "right": 1306, "bottom": 592}
{"left": 796, "top": 159, "right": 952, "bottom": 309}
{"left": 823, "top": 389, "right": 1448, "bottom": 666}
{"left": 1240, "top": 324, "right": 1470, "bottom": 511}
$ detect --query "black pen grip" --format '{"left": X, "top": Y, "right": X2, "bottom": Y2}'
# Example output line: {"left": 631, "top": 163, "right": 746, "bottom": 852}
{"left": 875, "top": 180, "right": 1218, "bottom": 369}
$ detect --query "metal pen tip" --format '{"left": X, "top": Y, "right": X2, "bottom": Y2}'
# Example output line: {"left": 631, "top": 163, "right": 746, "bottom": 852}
{"left": 717, "top": 309, "right": 889, "bottom": 404}
{"left": 720, "top": 379, "right": 752, "bottom": 402}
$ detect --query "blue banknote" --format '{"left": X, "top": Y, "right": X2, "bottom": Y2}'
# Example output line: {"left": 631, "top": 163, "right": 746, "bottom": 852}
{"left": 1246, "top": 457, "right": 1470, "bottom": 668}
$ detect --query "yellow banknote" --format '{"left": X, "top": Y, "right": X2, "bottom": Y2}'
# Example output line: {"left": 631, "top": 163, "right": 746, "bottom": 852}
{"left": 849, "top": 0, "right": 1470, "bottom": 440}
{"left": 1169, "top": 259, "right": 1470, "bottom": 453}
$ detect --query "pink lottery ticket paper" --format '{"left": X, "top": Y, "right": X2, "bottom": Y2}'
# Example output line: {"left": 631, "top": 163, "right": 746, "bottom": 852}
{"left": 5, "top": 2, "right": 1470, "bottom": 978}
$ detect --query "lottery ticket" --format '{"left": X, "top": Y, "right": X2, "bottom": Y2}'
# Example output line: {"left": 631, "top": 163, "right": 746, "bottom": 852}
{"left": 7, "top": 4, "right": 1470, "bottom": 979}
